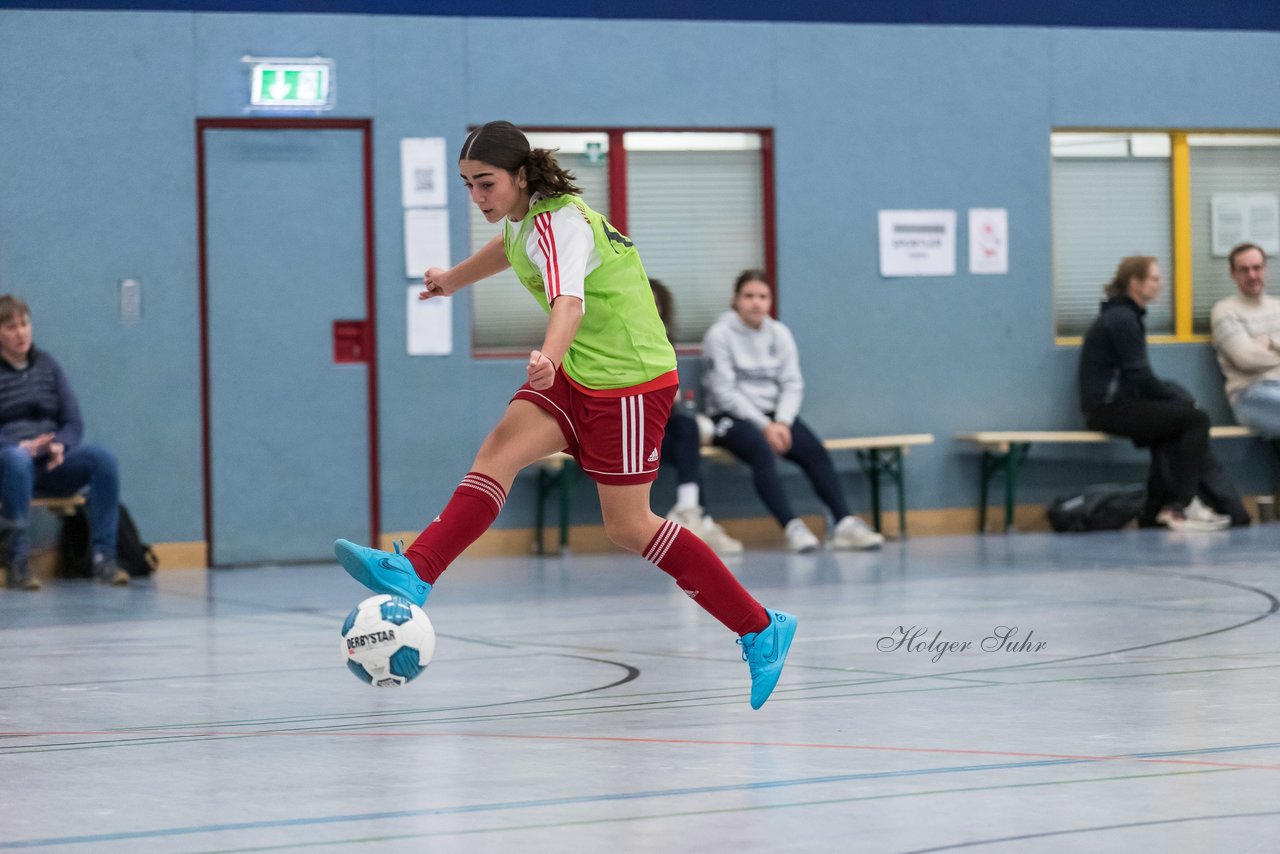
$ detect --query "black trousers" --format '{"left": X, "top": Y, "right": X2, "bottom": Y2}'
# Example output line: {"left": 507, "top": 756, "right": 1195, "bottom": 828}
{"left": 710, "top": 414, "right": 850, "bottom": 527}
{"left": 1085, "top": 399, "right": 1210, "bottom": 512}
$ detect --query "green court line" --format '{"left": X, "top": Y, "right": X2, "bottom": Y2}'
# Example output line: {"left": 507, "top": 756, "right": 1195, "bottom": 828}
{"left": 188, "top": 767, "right": 1233, "bottom": 854}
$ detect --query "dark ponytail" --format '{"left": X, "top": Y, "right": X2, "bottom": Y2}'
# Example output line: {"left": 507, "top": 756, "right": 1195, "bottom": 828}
{"left": 459, "top": 121, "right": 582, "bottom": 198}
{"left": 525, "top": 148, "right": 582, "bottom": 197}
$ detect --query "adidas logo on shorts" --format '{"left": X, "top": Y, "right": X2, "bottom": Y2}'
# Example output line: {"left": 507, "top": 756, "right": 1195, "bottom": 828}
{"left": 647, "top": 448, "right": 659, "bottom": 463}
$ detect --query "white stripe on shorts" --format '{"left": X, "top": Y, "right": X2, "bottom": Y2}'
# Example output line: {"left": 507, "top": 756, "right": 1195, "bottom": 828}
{"left": 619, "top": 393, "right": 645, "bottom": 474}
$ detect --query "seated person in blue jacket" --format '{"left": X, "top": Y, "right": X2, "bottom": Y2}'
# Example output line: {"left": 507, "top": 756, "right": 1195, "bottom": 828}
{"left": 702, "top": 269, "right": 883, "bottom": 552}
{"left": 1077, "top": 257, "right": 1234, "bottom": 532}
{"left": 0, "top": 295, "right": 127, "bottom": 589}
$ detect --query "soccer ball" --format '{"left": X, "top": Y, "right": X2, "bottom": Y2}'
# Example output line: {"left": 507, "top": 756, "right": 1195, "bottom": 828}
{"left": 341, "top": 594, "right": 436, "bottom": 687}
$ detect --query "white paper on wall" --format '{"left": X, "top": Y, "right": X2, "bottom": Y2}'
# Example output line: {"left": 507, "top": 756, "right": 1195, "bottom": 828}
{"left": 878, "top": 210, "right": 957, "bottom": 277}
{"left": 407, "top": 288, "right": 452, "bottom": 356}
{"left": 400, "top": 137, "right": 448, "bottom": 208}
{"left": 1212, "top": 192, "right": 1279, "bottom": 256}
{"left": 404, "top": 208, "right": 451, "bottom": 279}
{"left": 968, "top": 208, "right": 1009, "bottom": 275}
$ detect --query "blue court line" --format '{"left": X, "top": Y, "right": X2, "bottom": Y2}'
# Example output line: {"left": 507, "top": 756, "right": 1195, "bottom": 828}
{"left": 3, "top": 742, "right": 1277, "bottom": 849}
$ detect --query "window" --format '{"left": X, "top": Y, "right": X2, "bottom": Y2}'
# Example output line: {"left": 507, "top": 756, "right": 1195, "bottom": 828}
{"left": 1052, "top": 130, "right": 1280, "bottom": 341}
{"left": 1189, "top": 135, "right": 1280, "bottom": 333}
{"left": 1051, "top": 133, "right": 1173, "bottom": 337}
{"left": 470, "top": 134, "right": 610, "bottom": 352}
{"left": 468, "top": 129, "right": 772, "bottom": 355}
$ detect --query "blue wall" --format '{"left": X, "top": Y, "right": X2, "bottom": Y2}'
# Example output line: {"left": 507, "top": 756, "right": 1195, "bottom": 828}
{"left": 2, "top": 10, "right": 1279, "bottom": 541}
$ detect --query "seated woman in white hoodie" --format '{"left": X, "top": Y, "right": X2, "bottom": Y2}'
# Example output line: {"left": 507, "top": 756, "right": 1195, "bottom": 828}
{"left": 702, "top": 270, "right": 883, "bottom": 552}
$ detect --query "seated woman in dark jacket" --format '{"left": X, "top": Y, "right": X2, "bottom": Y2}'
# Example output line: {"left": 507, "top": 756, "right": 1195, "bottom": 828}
{"left": 1078, "top": 256, "right": 1231, "bottom": 532}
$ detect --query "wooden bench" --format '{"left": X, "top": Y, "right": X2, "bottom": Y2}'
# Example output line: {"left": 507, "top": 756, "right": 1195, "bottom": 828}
{"left": 0, "top": 495, "right": 85, "bottom": 578}
{"left": 533, "top": 433, "right": 935, "bottom": 554}
{"left": 955, "top": 426, "right": 1257, "bottom": 533}
{"left": 32, "top": 495, "right": 87, "bottom": 516}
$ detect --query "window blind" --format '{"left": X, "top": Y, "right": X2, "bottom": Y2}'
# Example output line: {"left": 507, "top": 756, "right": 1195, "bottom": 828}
{"left": 470, "top": 153, "right": 610, "bottom": 352}
{"left": 626, "top": 149, "right": 764, "bottom": 345}
{"left": 1189, "top": 143, "right": 1280, "bottom": 334}
{"left": 1052, "top": 157, "right": 1173, "bottom": 336}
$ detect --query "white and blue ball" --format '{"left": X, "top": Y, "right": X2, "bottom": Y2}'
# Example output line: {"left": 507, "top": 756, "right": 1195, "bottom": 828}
{"left": 341, "top": 594, "right": 436, "bottom": 687}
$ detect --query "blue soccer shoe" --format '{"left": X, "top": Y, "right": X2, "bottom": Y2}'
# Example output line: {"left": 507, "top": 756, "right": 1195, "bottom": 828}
{"left": 738, "top": 608, "right": 798, "bottom": 710}
{"left": 334, "top": 539, "right": 431, "bottom": 607}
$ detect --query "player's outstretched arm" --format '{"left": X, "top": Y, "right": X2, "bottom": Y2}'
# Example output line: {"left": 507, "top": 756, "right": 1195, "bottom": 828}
{"left": 421, "top": 235, "right": 510, "bottom": 299}
{"left": 527, "top": 296, "right": 582, "bottom": 390}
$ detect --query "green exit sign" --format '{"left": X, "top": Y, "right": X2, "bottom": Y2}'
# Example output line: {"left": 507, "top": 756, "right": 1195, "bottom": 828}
{"left": 248, "top": 59, "right": 334, "bottom": 109}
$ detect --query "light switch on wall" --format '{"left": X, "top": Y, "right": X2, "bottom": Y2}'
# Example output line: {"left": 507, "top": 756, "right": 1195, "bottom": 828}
{"left": 119, "top": 278, "right": 141, "bottom": 322}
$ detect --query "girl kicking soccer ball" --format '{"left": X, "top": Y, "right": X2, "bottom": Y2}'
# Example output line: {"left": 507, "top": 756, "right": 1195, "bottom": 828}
{"left": 335, "top": 121, "right": 795, "bottom": 709}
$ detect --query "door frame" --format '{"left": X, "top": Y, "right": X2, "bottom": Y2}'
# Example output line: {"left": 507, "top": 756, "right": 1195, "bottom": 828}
{"left": 195, "top": 117, "right": 381, "bottom": 565}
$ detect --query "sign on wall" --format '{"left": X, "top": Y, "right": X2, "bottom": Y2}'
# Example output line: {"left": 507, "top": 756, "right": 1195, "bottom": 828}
{"left": 878, "top": 210, "right": 957, "bottom": 277}
{"left": 968, "top": 208, "right": 1009, "bottom": 275}
{"left": 401, "top": 138, "right": 448, "bottom": 208}
{"left": 245, "top": 57, "right": 335, "bottom": 110}
{"left": 1211, "top": 193, "right": 1279, "bottom": 257}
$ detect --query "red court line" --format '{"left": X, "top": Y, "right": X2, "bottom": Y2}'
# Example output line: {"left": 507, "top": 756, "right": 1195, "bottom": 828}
{"left": 4, "top": 730, "right": 1278, "bottom": 771}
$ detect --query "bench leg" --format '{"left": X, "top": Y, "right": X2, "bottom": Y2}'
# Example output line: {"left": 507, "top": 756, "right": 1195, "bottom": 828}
{"left": 535, "top": 469, "right": 551, "bottom": 555}
{"left": 1270, "top": 439, "right": 1280, "bottom": 496}
{"left": 1003, "top": 446, "right": 1018, "bottom": 531}
{"left": 855, "top": 449, "right": 883, "bottom": 534}
{"left": 854, "top": 448, "right": 909, "bottom": 538}
{"left": 978, "top": 443, "right": 1030, "bottom": 534}
{"left": 535, "top": 463, "right": 576, "bottom": 556}
{"left": 979, "top": 452, "right": 994, "bottom": 533}
{"left": 890, "top": 448, "right": 906, "bottom": 537}
{"left": 557, "top": 462, "right": 574, "bottom": 551}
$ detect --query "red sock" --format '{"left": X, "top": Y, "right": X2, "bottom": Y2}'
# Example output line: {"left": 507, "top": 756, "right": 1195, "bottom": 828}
{"left": 644, "top": 520, "right": 770, "bottom": 636}
{"left": 404, "top": 472, "right": 506, "bottom": 584}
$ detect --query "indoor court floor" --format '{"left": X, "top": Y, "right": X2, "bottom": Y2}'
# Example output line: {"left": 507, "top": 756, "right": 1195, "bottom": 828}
{"left": 2, "top": 527, "right": 1279, "bottom": 853}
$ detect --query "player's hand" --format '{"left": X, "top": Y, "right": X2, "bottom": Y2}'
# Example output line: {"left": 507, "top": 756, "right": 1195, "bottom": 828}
{"left": 527, "top": 350, "right": 557, "bottom": 390}
{"left": 421, "top": 267, "right": 454, "bottom": 300}
{"left": 763, "top": 422, "right": 792, "bottom": 455}
{"left": 45, "top": 442, "right": 64, "bottom": 471}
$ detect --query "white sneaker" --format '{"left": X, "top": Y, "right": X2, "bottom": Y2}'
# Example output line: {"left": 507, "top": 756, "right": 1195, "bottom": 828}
{"left": 1186, "top": 497, "right": 1232, "bottom": 527}
{"left": 667, "top": 506, "right": 705, "bottom": 530}
{"left": 830, "top": 515, "right": 885, "bottom": 550}
{"left": 700, "top": 516, "right": 744, "bottom": 556}
{"left": 1156, "top": 506, "right": 1229, "bottom": 532}
{"left": 785, "top": 519, "right": 820, "bottom": 553}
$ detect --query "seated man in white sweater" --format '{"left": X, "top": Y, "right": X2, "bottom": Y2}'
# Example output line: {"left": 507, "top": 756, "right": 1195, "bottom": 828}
{"left": 1211, "top": 243, "right": 1280, "bottom": 436}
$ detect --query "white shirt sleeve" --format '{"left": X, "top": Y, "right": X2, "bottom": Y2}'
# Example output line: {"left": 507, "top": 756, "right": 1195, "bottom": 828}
{"left": 523, "top": 206, "right": 599, "bottom": 310}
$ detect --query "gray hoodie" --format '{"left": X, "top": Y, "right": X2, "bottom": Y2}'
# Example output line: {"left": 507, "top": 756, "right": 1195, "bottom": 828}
{"left": 702, "top": 310, "right": 803, "bottom": 427}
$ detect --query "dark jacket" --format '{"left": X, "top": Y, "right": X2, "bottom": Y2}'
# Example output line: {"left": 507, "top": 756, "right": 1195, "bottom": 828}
{"left": 1078, "top": 296, "right": 1178, "bottom": 415}
{"left": 0, "top": 346, "right": 84, "bottom": 451}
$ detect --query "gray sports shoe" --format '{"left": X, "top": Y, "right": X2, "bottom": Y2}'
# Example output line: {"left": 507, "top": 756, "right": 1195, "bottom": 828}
{"left": 6, "top": 556, "right": 40, "bottom": 591}
{"left": 785, "top": 519, "right": 820, "bottom": 553}
{"left": 93, "top": 555, "right": 130, "bottom": 586}
{"left": 831, "top": 515, "right": 885, "bottom": 550}
{"left": 667, "top": 506, "right": 744, "bottom": 556}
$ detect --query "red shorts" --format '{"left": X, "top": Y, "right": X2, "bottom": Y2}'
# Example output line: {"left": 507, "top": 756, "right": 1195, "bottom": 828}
{"left": 514, "top": 369, "right": 678, "bottom": 485}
